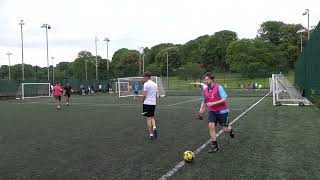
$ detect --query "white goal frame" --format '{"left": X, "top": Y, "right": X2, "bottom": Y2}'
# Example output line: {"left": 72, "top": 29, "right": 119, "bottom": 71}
{"left": 21, "top": 83, "right": 51, "bottom": 100}
{"left": 271, "top": 74, "right": 312, "bottom": 106}
{"left": 116, "top": 82, "right": 130, "bottom": 96}
{"left": 117, "top": 76, "right": 165, "bottom": 98}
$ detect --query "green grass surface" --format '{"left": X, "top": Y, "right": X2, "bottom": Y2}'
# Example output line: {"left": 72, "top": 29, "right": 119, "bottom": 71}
{"left": 0, "top": 91, "right": 319, "bottom": 179}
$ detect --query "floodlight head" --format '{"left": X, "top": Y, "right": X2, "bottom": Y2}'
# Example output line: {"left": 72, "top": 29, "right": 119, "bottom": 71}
{"left": 48, "top": 25, "right": 51, "bottom": 29}
{"left": 104, "top": 38, "right": 110, "bottom": 42}
{"left": 19, "top": 20, "right": 25, "bottom": 25}
{"left": 297, "top": 29, "right": 306, "bottom": 33}
{"left": 302, "top": 9, "right": 309, "bottom": 16}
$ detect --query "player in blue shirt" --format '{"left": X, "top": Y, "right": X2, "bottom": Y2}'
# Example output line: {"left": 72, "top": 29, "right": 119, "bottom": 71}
{"left": 134, "top": 82, "right": 139, "bottom": 100}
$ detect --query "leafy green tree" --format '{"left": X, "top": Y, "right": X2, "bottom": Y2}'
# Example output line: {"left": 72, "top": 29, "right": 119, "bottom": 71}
{"left": 203, "top": 30, "right": 238, "bottom": 71}
{"left": 226, "top": 39, "right": 285, "bottom": 78}
{"left": 111, "top": 48, "right": 140, "bottom": 77}
{"left": 145, "top": 43, "right": 175, "bottom": 65}
{"left": 145, "top": 64, "right": 161, "bottom": 77}
{"left": 180, "top": 35, "right": 209, "bottom": 65}
{"left": 155, "top": 46, "right": 181, "bottom": 76}
{"left": 179, "top": 62, "right": 204, "bottom": 81}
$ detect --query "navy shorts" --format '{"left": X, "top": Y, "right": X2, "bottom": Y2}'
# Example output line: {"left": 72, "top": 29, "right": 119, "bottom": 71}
{"left": 54, "top": 96, "right": 61, "bottom": 101}
{"left": 134, "top": 91, "right": 139, "bottom": 95}
{"left": 143, "top": 104, "right": 156, "bottom": 117}
{"left": 208, "top": 112, "right": 229, "bottom": 126}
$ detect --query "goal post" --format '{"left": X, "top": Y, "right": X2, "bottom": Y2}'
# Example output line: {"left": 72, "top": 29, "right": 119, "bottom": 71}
{"left": 117, "top": 76, "right": 165, "bottom": 98}
{"left": 270, "top": 74, "right": 312, "bottom": 106}
{"left": 17, "top": 83, "right": 51, "bottom": 100}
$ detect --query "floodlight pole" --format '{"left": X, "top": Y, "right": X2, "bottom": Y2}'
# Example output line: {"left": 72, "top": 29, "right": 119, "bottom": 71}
{"left": 6, "top": 52, "right": 12, "bottom": 80}
{"left": 41, "top": 23, "right": 51, "bottom": 81}
{"left": 51, "top": 57, "right": 55, "bottom": 82}
{"left": 95, "top": 37, "right": 99, "bottom": 80}
{"left": 167, "top": 52, "right": 169, "bottom": 89}
{"left": 104, "top": 38, "right": 110, "bottom": 79}
{"left": 302, "top": 9, "right": 310, "bottom": 40}
{"left": 19, "top": 20, "right": 25, "bottom": 80}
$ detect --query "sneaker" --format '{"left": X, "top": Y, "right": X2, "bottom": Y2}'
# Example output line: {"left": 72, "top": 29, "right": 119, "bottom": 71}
{"left": 208, "top": 145, "right": 220, "bottom": 153}
{"left": 57, "top": 105, "right": 61, "bottom": 110}
{"left": 150, "top": 136, "right": 154, "bottom": 141}
{"left": 153, "top": 128, "right": 158, "bottom": 140}
{"left": 230, "top": 129, "right": 235, "bottom": 138}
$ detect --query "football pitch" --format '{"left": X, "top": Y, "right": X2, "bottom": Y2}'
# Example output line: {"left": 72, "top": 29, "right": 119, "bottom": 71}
{"left": 0, "top": 93, "right": 320, "bottom": 179}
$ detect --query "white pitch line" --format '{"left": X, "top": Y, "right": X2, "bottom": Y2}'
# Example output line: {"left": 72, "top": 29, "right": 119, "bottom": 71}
{"left": 167, "top": 98, "right": 201, "bottom": 107}
{"left": 158, "top": 92, "right": 270, "bottom": 180}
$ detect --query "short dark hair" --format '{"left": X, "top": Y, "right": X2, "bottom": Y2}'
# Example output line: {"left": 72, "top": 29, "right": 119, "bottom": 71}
{"left": 143, "top": 71, "right": 151, "bottom": 78}
{"left": 204, "top": 72, "right": 214, "bottom": 80}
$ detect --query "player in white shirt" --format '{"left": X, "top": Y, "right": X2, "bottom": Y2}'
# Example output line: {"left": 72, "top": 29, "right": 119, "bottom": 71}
{"left": 142, "top": 71, "right": 158, "bottom": 141}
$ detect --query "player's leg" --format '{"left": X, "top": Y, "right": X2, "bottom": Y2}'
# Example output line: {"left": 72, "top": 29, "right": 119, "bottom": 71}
{"left": 151, "top": 116, "right": 158, "bottom": 139}
{"left": 57, "top": 96, "right": 61, "bottom": 109}
{"left": 147, "top": 117, "right": 153, "bottom": 140}
{"left": 150, "top": 105, "right": 158, "bottom": 139}
{"left": 219, "top": 113, "right": 235, "bottom": 138}
{"left": 208, "top": 112, "right": 220, "bottom": 153}
{"left": 143, "top": 104, "right": 154, "bottom": 140}
{"left": 66, "top": 94, "right": 70, "bottom": 106}
{"left": 208, "top": 122, "right": 217, "bottom": 141}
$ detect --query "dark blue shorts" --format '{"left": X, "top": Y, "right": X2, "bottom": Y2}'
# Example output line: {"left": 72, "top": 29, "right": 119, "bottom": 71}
{"left": 208, "top": 112, "right": 229, "bottom": 126}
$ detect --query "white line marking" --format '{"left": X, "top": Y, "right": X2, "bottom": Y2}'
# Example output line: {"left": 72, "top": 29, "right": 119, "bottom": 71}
{"left": 10, "top": 101, "right": 42, "bottom": 105}
{"left": 167, "top": 98, "right": 201, "bottom": 107}
{"left": 158, "top": 92, "right": 270, "bottom": 180}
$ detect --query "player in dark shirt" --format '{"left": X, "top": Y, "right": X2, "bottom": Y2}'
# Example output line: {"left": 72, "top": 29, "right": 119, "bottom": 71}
{"left": 64, "top": 83, "right": 73, "bottom": 106}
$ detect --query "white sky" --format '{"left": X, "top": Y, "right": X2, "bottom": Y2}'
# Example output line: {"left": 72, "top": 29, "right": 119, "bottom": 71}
{"left": 0, "top": 0, "right": 319, "bottom": 67}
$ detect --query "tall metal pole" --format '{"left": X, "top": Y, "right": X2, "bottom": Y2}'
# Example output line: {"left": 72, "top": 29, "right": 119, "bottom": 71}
{"left": 41, "top": 24, "right": 50, "bottom": 81}
{"left": 104, "top": 38, "right": 110, "bottom": 79}
{"left": 139, "top": 47, "right": 144, "bottom": 75}
{"left": 95, "top": 37, "right": 98, "bottom": 80}
{"left": 19, "top": 20, "right": 25, "bottom": 80}
{"left": 107, "top": 39, "right": 109, "bottom": 70}
{"left": 142, "top": 53, "right": 145, "bottom": 74}
{"left": 297, "top": 29, "right": 306, "bottom": 52}
{"left": 303, "top": 9, "right": 310, "bottom": 40}
{"left": 307, "top": 12, "right": 310, "bottom": 40}
{"left": 85, "top": 60, "right": 88, "bottom": 81}
{"left": 51, "top": 57, "right": 55, "bottom": 82}
{"left": 6, "top": 52, "right": 12, "bottom": 80}
{"left": 300, "top": 32, "right": 303, "bottom": 52}
{"left": 46, "top": 26, "right": 49, "bottom": 81}
{"left": 166, "top": 52, "right": 169, "bottom": 89}
{"left": 107, "top": 40, "right": 109, "bottom": 79}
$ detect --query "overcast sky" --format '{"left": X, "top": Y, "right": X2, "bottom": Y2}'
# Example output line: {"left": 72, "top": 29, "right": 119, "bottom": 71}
{"left": 0, "top": 0, "right": 319, "bottom": 67}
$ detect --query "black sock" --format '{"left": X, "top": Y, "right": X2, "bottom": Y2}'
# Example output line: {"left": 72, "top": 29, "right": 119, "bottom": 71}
{"left": 212, "top": 141, "right": 218, "bottom": 146}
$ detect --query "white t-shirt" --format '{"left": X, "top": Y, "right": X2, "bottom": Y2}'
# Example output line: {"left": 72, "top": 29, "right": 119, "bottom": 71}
{"left": 143, "top": 80, "right": 158, "bottom": 105}
{"left": 99, "top": 85, "right": 102, "bottom": 89}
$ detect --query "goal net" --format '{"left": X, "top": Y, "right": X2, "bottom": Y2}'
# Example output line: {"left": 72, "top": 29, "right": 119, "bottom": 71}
{"left": 16, "top": 83, "right": 51, "bottom": 100}
{"left": 117, "top": 76, "right": 165, "bottom": 98}
{"left": 115, "top": 82, "right": 129, "bottom": 95}
{"left": 271, "top": 73, "right": 312, "bottom": 106}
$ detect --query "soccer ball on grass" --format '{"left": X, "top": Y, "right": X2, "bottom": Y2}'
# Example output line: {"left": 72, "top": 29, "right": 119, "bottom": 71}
{"left": 183, "top": 150, "right": 194, "bottom": 162}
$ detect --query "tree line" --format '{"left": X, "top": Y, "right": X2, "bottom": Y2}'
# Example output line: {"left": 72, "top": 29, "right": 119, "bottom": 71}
{"left": 0, "top": 21, "right": 311, "bottom": 81}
